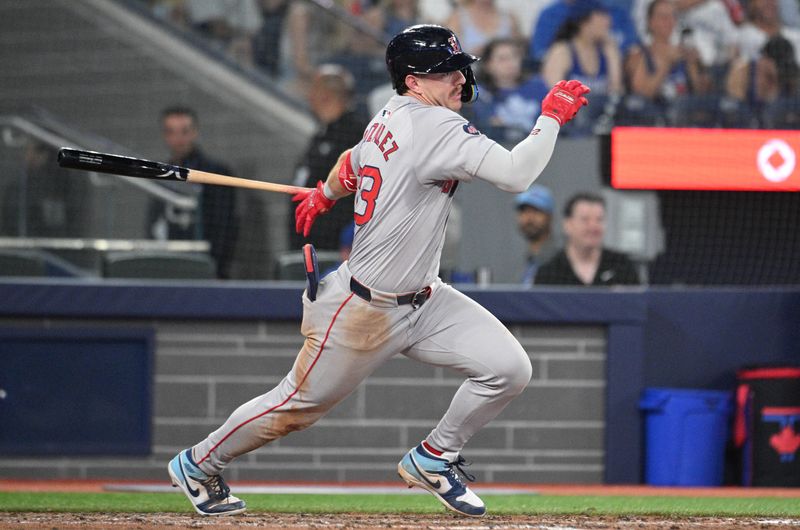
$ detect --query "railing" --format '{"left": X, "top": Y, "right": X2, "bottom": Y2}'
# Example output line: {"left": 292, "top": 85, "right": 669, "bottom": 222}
{"left": 0, "top": 114, "right": 210, "bottom": 277}
{"left": 0, "top": 237, "right": 207, "bottom": 253}
{"left": 0, "top": 115, "right": 195, "bottom": 210}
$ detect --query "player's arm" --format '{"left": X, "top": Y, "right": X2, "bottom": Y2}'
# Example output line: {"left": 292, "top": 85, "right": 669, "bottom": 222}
{"left": 475, "top": 80, "right": 590, "bottom": 193}
{"left": 293, "top": 149, "right": 356, "bottom": 236}
{"left": 324, "top": 149, "right": 357, "bottom": 200}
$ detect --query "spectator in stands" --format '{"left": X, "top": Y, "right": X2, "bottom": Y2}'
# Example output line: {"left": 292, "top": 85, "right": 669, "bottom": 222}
{"left": 1, "top": 140, "right": 83, "bottom": 238}
{"left": 470, "top": 38, "right": 550, "bottom": 144}
{"left": 726, "top": 34, "right": 800, "bottom": 126}
{"left": 623, "top": 0, "right": 712, "bottom": 124}
{"left": 284, "top": 1, "right": 355, "bottom": 95}
{"left": 540, "top": 0, "right": 625, "bottom": 133}
{"left": 326, "top": 27, "right": 392, "bottom": 111}
{"left": 536, "top": 192, "right": 640, "bottom": 286}
{"left": 147, "top": 106, "right": 239, "bottom": 279}
{"left": 288, "top": 65, "right": 365, "bottom": 251}
{"left": 631, "top": 0, "right": 738, "bottom": 68}
{"left": 736, "top": 0, "right": 800, "bottom": 63}
{"left": 514, "top": 185, "right": 556, "bottom": 287}
{"left": 444, "top": 0, "right": 522, "bottom": 56}
{"left": 541, "top": 0, "right": 625, "bottom": 95}
{"left": 529, "top": 0, "right": 639, "bottom": 66}
{"left": 253, "top": 0, "right": 290, "bottom": 75}
{"left": 186, "top": 0, "right": 262, "bottom": 65}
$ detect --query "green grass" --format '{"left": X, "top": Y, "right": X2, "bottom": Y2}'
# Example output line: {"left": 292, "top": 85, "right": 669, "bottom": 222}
{"left": 1, "top": 492, "right": 799, "bottom": 517}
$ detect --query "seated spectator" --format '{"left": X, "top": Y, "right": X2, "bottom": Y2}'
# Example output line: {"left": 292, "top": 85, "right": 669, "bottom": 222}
{"left": 736, "top": 0, "right": 800, "bottom": 64}
{"left": 364, "top": 0, "right": 422, "bottom": 40}
{"left": 726, "top": 34, "right": 800, "bottom": 126}
{"left": 186, "top": 0, "right": 262, "bottom": 65}
{"left": 445, "top": 0, "right": 521, "bottom": 56}
{"left": 540, "top": 0, "right": 625, "bottom": 134}
{"left": 530, "top": 0, "right": 640, "bottom": 66}
{"left": 536, "top": 192, "right": 640, "bottom": 286}
{"left": 470, "top": 38, "right": 550, "bottom": 144}
{"left": 632, "top": 0, "right": 738, "bottom": 68}
{"left": 622, "top": 0, "right": 712, "bottom": 124}
{"left": 289, "top": 65, "right": 365, "bottom": 251}
{"left": 514, "top": 185, "right": 557, "bottom": 287}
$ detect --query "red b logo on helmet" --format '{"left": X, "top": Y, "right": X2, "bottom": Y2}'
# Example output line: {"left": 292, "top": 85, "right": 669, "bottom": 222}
{"left": 448, "top": 35, "right": 462, "bottom": 54}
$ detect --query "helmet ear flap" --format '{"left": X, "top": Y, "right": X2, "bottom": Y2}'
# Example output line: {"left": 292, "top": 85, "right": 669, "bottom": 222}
{"left": 460, "top": 66, "right": 479, "bottom": 103}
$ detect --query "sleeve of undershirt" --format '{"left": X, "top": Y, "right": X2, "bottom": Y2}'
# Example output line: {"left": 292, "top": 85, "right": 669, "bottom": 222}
{"left": 473, "top": 115, "right": 561, "bottom": 193}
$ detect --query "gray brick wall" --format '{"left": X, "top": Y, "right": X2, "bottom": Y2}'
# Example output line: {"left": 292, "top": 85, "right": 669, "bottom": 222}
{"left": 0, "top": 317, "right": 606, "bottom": 484}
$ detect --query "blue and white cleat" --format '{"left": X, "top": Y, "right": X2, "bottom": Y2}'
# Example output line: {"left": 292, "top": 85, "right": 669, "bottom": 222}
{"left": 397, "top": 442, "right": 486, "bottom": 517}
{"left": 168, "top": 449, "right": 246, "bottom": 516}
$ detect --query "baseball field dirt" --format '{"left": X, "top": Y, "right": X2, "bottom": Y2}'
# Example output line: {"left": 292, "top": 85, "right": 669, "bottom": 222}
{"left": 1, "top": 512, "right": 799, "bottom": 529}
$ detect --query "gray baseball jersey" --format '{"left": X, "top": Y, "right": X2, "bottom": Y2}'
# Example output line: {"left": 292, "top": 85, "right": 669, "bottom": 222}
{"left": 348, "top": 95, "right": 497, "bottom": 293}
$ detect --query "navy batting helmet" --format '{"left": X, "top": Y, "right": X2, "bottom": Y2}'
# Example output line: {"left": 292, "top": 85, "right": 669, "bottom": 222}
{"left": 386, "top": 24, "right": 479, "bottom": 103}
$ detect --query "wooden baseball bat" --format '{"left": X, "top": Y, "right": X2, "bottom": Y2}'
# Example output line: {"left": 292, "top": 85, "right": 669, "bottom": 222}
{"left": 57, "top": 148, "right": 310, "bottom": 195}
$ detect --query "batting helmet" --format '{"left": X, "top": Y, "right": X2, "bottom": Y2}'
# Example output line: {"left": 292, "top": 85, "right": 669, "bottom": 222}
{"left": 386, "top": 24, "right": 479, "bottom": 103}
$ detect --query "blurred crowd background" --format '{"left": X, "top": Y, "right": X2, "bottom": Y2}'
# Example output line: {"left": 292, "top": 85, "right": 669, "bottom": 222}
{"left": 2, "top": 0, "right": 800, "bottom": 285}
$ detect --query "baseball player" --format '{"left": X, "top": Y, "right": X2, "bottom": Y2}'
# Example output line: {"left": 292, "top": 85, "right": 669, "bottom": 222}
{"left": 168, "top": 25, "right": 589, "bottom": 518}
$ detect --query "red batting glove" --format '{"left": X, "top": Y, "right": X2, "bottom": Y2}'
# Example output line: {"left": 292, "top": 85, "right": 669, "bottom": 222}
{"left": 292, "top": 181, "right": 336, "bottom": 237}
{"left": 541, "top": 80, "right": 591, "bottom": 126}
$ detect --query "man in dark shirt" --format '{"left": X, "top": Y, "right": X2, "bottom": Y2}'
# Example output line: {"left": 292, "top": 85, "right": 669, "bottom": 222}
{"left": 536, "top": 192, "right": 640, "bottom": 286}
{"left": 147, "top": 106, "right": 239, "bottom": 278}
{"left": 515, "top": 185, "right": 556, "bottom": 286}
{"left": 288, "top": 64, "right": 365, "bottom": 250}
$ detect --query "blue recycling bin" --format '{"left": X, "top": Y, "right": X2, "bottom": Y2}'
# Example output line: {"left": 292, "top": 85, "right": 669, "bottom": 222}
{"left": 639, "top": 388, "right": 733, "bottom": 486}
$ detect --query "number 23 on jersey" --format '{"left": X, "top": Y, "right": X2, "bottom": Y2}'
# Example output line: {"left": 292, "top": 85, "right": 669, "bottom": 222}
{"left": 354, "top": 165, "right": 382, "bottom": 225}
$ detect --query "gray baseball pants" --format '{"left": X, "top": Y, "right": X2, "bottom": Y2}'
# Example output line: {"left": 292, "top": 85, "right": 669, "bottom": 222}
{"left": 192, "top": 263, "right": 532, "bottom": 475}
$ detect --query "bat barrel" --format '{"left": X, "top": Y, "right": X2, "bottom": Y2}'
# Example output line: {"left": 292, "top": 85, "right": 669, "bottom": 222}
{"left": 57, "top": 148, "right": 189, "bottom": 181}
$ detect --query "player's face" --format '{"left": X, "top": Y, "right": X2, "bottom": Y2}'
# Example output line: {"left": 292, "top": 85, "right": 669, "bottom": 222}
{"left": 408, "top": 70, "right": 466, "bottom": 111}
{"left": 564, "top": 201, "right": 605, "bottom": 251}
{"left": 517, "top": 206, "right": 551, "bottom": 242}
{"left": 162, "top": 114, "right": 198, "bottom": 160}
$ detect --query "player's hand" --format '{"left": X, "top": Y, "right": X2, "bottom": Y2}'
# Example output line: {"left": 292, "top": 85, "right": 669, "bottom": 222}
{"left": 541, "top": 80, "right": 591, "bottom": 126}
{"left": 293, "top": 181, "right": 336, "bottom": 237}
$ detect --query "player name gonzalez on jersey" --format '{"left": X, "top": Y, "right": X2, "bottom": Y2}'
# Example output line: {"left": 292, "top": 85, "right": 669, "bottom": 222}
{"left": 362, "top": 122, "right": 399, "bottom": 161}
{"left": 168, "top": 25, "right": 589, "bottom": 518}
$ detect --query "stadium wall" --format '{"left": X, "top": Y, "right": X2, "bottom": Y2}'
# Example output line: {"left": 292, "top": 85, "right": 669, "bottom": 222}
{"left": 0, "top": 282, "right": 797, "bottom": 484}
